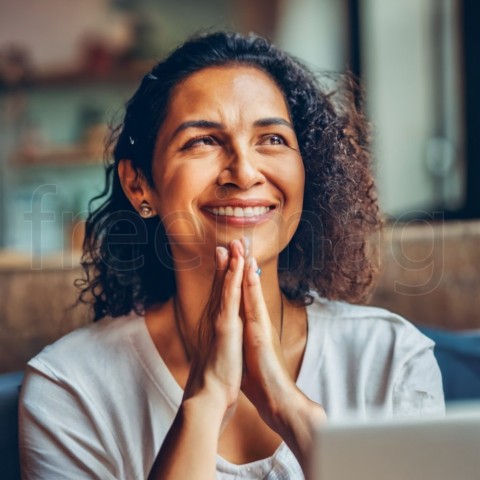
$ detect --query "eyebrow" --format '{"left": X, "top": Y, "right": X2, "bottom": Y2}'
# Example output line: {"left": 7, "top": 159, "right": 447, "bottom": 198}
{"left": 253, "top": 117, "right": 294, "bottom": 130}
{"left": 170, "top": 120, "right": 223, "bottom": 142}
{"left": 170, "top": 117, "right": 294, "bottom": 141}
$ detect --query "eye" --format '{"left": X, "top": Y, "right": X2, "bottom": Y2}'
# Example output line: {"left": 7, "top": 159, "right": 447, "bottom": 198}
{"left": 182, "top": 135, "right": 218, "bottom": 150}
{"left": 259, "top": 134, "right": 287, "bottom": 146}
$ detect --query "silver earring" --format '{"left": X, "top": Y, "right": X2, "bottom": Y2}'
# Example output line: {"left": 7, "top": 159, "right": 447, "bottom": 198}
{"left": 140, "top": 201, "right": 153, "bottom": 218}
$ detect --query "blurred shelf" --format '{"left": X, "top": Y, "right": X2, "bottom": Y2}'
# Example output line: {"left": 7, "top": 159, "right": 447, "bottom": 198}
{"left": 10, "top": 145, "right": 104, "bottom": 168}
{"left": 0, "top": 249, "right": 82, "bottom": 271}
{"left": 0, "top": 59, "right": 156, "bottom": 92}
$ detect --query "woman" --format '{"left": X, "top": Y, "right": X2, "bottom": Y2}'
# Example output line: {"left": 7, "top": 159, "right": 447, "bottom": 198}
{"left": 19, "top": 32, "right": 444, "bottom": 479}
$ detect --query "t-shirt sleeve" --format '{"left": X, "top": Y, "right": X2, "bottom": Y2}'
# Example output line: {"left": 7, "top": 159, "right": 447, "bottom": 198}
{"left": 392, "top": 343, "right": 445, "bottom": 418}
{"left": 19, "top": 361, "right": 123, "bottom": 480}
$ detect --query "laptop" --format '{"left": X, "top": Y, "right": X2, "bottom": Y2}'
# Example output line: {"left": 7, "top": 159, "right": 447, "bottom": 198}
{"left": 310, "top": 405, "right": 480, "bottom": 480}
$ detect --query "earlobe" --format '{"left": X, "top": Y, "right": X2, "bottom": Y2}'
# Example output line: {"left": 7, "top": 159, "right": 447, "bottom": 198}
{"left": 118, "top": 159, "right": 157, "bottom": 216}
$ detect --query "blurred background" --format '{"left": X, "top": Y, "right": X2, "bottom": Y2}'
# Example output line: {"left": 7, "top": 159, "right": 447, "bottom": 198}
{"left": 0, "top": 0, "right": 479, "bottom": 374}
{"left": 1, "top": 0, "right": 479, "bottom": 257}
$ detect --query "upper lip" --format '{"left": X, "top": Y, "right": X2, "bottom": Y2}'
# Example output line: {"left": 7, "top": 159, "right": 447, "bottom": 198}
{"left": 202, "top": 198, "right": 277, "bottom": 209}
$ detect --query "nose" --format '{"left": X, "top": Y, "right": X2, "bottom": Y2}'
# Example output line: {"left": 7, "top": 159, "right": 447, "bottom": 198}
{"left": 217, "top": 144, "right": 265, "bottom": 190}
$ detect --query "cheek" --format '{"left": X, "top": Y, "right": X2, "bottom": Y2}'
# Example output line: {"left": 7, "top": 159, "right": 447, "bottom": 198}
{"left": 278, "top": 156, "right": 305, "bottom": 206}
{"left": 153, "top": 163, "right": 213, "bottom": 238}
{"left": 278, "top": 158, "right": 305, "bottom": 241}
{"left": 292, "top": 157, "right": 306, "bottom": 198}
{"left": 155, "top": 163, "right": 201, "bottom": 207}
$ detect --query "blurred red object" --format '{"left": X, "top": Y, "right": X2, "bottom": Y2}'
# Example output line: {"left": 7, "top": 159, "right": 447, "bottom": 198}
{"left": 80, "top": 36, "right": 114, "bottom": 77}
{"left": 0, "top": 44, "right": 34, "bottom": 87}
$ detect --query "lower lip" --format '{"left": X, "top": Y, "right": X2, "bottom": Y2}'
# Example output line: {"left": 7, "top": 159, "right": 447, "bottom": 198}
{"left": 202, "top": 208, "right": 276, "bottom": 226}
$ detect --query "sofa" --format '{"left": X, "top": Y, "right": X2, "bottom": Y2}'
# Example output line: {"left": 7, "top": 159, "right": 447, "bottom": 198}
{"left": 1, "top": 221, "right": 479, "bottom": 374}
{"left": 0, "top": 371, "right": 23, "bottom": 480}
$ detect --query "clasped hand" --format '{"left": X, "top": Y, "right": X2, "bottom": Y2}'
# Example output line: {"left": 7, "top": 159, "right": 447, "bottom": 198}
{"left": 183, "top": 238, "right": 322, "bottom": 441}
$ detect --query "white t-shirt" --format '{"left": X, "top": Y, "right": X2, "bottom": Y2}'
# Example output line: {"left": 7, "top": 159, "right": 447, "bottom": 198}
{"left": 19, "top": 297, "right": 445, "bottom": 479}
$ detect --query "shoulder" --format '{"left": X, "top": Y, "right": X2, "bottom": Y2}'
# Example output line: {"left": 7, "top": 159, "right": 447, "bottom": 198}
{"left": 306, "top": 296, "right": 444, "bottom": 417}
{"left": 307, "top": 295, "right": 434, "bottom": 357}
{"left": 20, "top": 312, "right": 151, "bottom": 435}
{"left": 25, "top": 312, "right": 145, "bottom": 389}
{"left": 19, "top": 313, "right": 150, "bottom": 479}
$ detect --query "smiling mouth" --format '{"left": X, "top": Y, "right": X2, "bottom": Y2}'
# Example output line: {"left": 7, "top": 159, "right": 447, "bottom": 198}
{"left": 204, "top": 205, "right": 274, "bottom": 218}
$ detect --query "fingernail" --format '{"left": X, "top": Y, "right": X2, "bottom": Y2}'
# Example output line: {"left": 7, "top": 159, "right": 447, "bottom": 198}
{"left": 216, "top": 246, "right": 228, "bottom": 264}
{"left": 232, "top": 239, "right": 244, "bottom": 256}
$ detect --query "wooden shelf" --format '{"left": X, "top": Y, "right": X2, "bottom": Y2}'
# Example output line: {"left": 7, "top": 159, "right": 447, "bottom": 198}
{"left": 0, "top": 249, "right": 82, "bottom": 271}
{"left": 10, "top": 145, "right": 103, "bottom": 168}
{"left": 0, "top": 59, "right": 156, "bottom": 92}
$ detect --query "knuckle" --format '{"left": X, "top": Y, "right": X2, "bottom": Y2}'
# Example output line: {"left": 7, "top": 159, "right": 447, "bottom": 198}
{"left": 244, "top": 306, "right": 260, "bottom": 322}
{"left": 214, "top": 316, "right": 241, "bottom": 337}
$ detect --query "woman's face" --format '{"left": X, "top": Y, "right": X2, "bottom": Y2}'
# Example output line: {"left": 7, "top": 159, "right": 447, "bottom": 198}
{"left": 151, "top": 65, "right": 305, "bottom": 268}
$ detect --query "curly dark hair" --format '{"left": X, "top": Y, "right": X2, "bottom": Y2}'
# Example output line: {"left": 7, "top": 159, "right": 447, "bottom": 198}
{"left": 77, "top": 31, "right": 382, "bottom": 321}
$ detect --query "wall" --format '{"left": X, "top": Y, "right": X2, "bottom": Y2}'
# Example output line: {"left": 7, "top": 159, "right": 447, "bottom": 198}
{"left": 361, "top": 0, "right": 464, "bottom": 217}
{"left": 0, "top": 0, "right": 111, "bottom": 70}
{"left": 277, "top": 0, "right": 347, "bottom": 72}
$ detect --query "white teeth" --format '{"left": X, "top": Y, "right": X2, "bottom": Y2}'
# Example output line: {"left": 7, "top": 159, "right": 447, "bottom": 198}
{"left": 209, "top": 206, "right": 271, "bottom": 217}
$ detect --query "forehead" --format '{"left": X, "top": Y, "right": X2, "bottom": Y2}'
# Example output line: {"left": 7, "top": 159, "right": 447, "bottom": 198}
{"left": 165, "top": 65, "right": 290, "bottom": 124}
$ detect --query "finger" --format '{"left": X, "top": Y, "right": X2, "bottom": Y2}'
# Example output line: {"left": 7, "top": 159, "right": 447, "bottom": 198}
{"left": 240, "top": 236, "right": 251, "bottom": 262}
{"left": 230, "top": 237, "right": 245, "bottom": 258}
{"left": 221, "top": 240, "right": 245, "bottom": 318}
{"left": 242, "top": 256, "right": 270, "bottom": 330}
{"left": 197, "top": 247, "right": 230, "bottom": 351}
{"left": 201, "top": 242, "right": 242, "bottom": 347}
{"left": 214, "top": 242, "right": 245, "bottom": 358}
{"left": 205, "top": 247, "right": 229, "bottom": 313}
{"left": 213, "top": 246, "right": 229, "bottom": 292}
{"left": 216, "top": 246, "right": 229, "bottom": 270}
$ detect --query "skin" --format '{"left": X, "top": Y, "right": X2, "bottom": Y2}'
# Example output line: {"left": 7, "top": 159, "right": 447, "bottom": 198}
{"left": 118, "top": 66, "right": 327, "bottom": 478}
